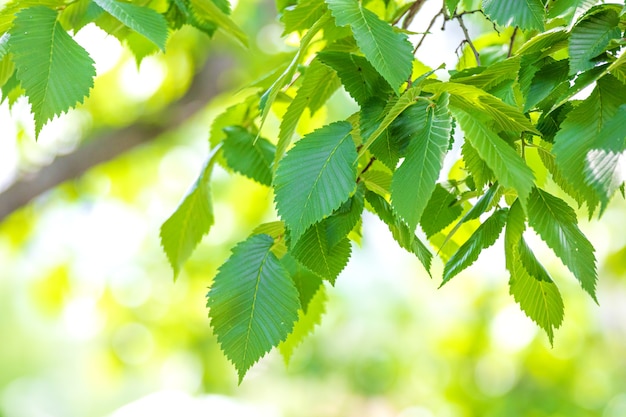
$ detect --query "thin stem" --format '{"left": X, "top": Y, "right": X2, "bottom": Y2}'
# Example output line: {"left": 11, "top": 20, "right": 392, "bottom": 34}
{"left": 357, "top": 157, "right": 377, "bottom": 182}
{"left": 457, "top": 14, "right": 480, "bottom": 66}
{"left": 401, "top": 0, "right": 428, "bottom": 30}
{"left": 414, "top": 9, "right": 444, "bottom": 54}
{"left": 508, "top": 26, "right": 518, "bottom": 58}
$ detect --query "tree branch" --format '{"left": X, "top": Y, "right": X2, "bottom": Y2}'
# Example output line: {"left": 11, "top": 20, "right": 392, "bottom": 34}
{"left": 0, "top": 51, "right": 235, "bottom": 223}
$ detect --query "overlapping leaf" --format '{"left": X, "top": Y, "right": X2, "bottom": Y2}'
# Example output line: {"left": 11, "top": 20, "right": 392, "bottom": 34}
{"left": 365, "top": 191, "right": 432, "bottom": 273}
{"left": 160, "top": 156, "right": 216, "bottom": 278}
{"left": 552, "top": 76, "right": 626, "bottom": 212}
{"left": 506, "top": 201, "right": 563, "bottom": 344}
{"left": 317, "top": 51, "right": 392, "bottom": 106}
{"left": 222, "top": 126, "right": 275, "bottom": 186}
{"left": 0, "top": 0, "right": 65, "bottom": 33}
{"left": 281, "top": 0, "right": 326, "bottom": 34}
{"left": 483, "top": 0, "right": 545, "bottom": 31}
{"left": 282, "top": 253, "right": 324, "bottom": 312}
{"left": 419, "top": 184, "right": 462, "bottom": 238}
{"left": 568, "top": 8, "right": 620, "bottom": 75}
{"left": 392, "top": 93, "right": 452, "bottom": 232}
{"left": 279, "top": 285, "right": 327, "bottom": 364}
{"left": 9, "top": 6, "right": 96, "bottom": 135}
{"left": 276, "top": 59, "right": 340, "bottom": 165}
{"left": 527, "top": 188, "right": 597, "bottom": 301}
{"left": 207, "top": 234, "right": 301, "bottom": 382}
{"left": 326, "top": 0, "right": 413, "bottom": 92}
{"left": 274, "top": 121, "right": 357, "bottom": 245}
{"left": 189, "top": 0, "right": 248, "bottom": 46}
{"left": 441, "top": 209, "right": 508, "bottom": 286}
{"left": 454, "top": 110, "right": 535, "bottom": 204}
{"left": 94, "top": 0, "right": 168, "bottom": 50}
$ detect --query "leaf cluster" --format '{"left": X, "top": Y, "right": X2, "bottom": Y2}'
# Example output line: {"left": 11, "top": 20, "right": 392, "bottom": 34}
{"left": 3, "top": 0, "right": 626, "bottom": 380}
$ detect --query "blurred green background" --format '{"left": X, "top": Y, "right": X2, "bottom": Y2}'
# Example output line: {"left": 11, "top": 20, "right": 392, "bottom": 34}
{"left": 1, "top": 0, "right": 626, "bottom": 416}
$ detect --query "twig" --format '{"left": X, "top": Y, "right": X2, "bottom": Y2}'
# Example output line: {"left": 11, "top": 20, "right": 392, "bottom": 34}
{"left": 401, "top": 0, "right": 428, "bottom": 30}
{"left": 357, "top": 157, "right": 377, "bottom": 182}
{"left": 413, "top": 9, "right": 444, "bottom": 54}
{"left": 508, "top": 26, "right": 518, "bottom": 57}
{"left": 456, "top": 14, "right": 480, "bottom": 66}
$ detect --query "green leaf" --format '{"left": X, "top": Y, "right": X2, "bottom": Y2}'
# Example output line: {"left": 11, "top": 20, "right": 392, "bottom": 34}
{"left": 361, "top": 97, "right": 422, "bottom": 169}
{"left": 93, "top": 0, "right": 168, "bottom": 51}
{"left": 392, "top": 93, "right": 452, "bottom": 232}
{"left": 441, "top": 208, "right": 508, "bottom": 286}
{"left": 324, "top": 184, "right": 365, "bottom": 248}
{"left": 527, "top": 188, "right": 598, "bottom": 301}
{"left": 358, "top": 86, "right": 424, "bottom": 158}
{"left": 274, "top": 121, "right": 358, "bottom": 244}
{"left": 282, "top": 253, "right": 324, "bottom": 312}
{"left": 454, "top": 109, "right": 535, "bottom": 204}
{"left": 279, "top": 285, "right": 327, "bottom": 364}
{"left": 451, "top": 57, "right": 521, "bottom": 92}
{"left": 0, "top": 0, "right": 65, "bottom": 33}
{"left": 0, "top": 52, "right": 14, "bottom": 89}
{"left": 189, "top": 0, "right": 248, "bottom": 46}
{"left": 317, "top": 51, "right": 392, "bottom": 106}
{"left": 483, "top": 0, "right": 545, "bottom": 31}
{"left": 583, "top": 105, "right": 626, "bottom": 211}
{"left": 9, "top": 6, "right": 96, "bottom": 135}
{"left": 160, "top": 153, "right": 216, "bottom": 279}
{"left": 607, "top": 49, "right": 626, "bottom": 84}
{"left": 365, "top": 190, "right": 432, "bottom": 274}
{"left": 462, "top": 141, "right": 495, "bottom": 190}
{"left": 0, "top": 33, "right": 9, "bottom": 60}
{"left": 463, "top": 182, "right": 501, "bottom": 222}
{"left": 505, "top": 200, "right": 564, "bottom": 345}
{"left": 325, "top": 0, "right": 413, "bottom": 92}
{"left": 281, "top": 0, "right": 327, "bottom": 34}
{"left": 568, "top": 8, "right": 620, "bottom": 75}
{"left": 515, "top": 28, "right": 569, "bottom": 56}
{"left": 276, "top": 58, "right": 340, "bottom": 165}
{"left": 207, "top": 234, "right": 301, "bottom": 382}
{"left": 552, "top": 76, "right": 626, "bottom": 212}
{"left": 222, "top": 126, "right": 275, "bottom": 186}
{"left": 425, "top": 82, "right": 539, "bottom": 134}
{"left": 524, "top": 59, "right": 569, "bottom": 112}
{"left": 419, "top": 184, "right": 463, "bottom": 238}
{"left": 548, "top": 0, "right": 596, "bottom": 20}
{"left": 445, "top": 0, "right": 461, "bottom": 15}
{"left": 291, "top": 221, "right": 352, "bottom": 284}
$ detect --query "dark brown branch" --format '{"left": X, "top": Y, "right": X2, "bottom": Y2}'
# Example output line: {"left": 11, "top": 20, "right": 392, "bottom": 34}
{"left": 413, "top": 8, "right": 443, "bottom": 54}
{"left": 456, "top": 14, "right": 480, "bottom": 66}
{"left": 0, "top": 51, "right": 235, "bottom": 223}
{"left": 508, "top": 26, "right": 519, "bottom": 58}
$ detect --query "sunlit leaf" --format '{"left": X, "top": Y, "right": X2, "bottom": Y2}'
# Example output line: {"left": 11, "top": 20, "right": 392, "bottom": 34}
{"left": 9, "top": 6, "right": 95, "bottom": 135}
{"left": 419, "top": 184, "right": 462, "bottom": 238}
{"left": 274, "top": 121, "right": 358, "bottom": 245}
{"left": 160, "top": 156, "right": 216, "bottom": 279}
{"left": 392, "top": 93, "right": 452, "bottom": 232}
{"left": 93, "top": 0, "right": 168, "bottom": 50}
{"left": 527, "top": 188, "right": 598, "bottom": 301}
{"left": 568, "top": 8, "right": 620, "bottom": 75}
{"left": 207, "top": 234, "right": 301, "bottom": 382}
{"left": 441, "top": 208, "right": 508, "bottom": 286}
{"left": 483, "top": 0, "right": 545, "bottom": 31}
{"left": 189, "top": 0, "right": 248, "bottom": 46}
{"left": 326, "top": 0, "right": 413, "bottom": 92}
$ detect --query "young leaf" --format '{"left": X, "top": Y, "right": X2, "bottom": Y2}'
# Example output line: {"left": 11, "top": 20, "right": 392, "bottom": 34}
{"left": 392, "top": 93, "right": 452, "bottom": 232}
{"left": 9, "top": 6, "right": 96, "bottom": 136}
{"left": 281, "top": 0, "right": 327, "bottom": 34}
{"left": 93, "top": 0, "right": 168, "bottom": 51}
{"left": 276, "top": 59, "right": 340, "bottom": 165}
{"left": 279, "top": 285, "right": 327, "bottom": 364}
{"left": 483, "top": 0, "right": 545, "bottom": 31}
{"left": 454, "top": 110, "right": 535, "bottom": 205}
{"left": 274, "top": 121, "right": 358, "bottom": 245}
{"left": 189, "top": 0, "right": 248, "bottom": 46}
{"left": 291, "top": 221, "right": 352, "bottom": 284}
{"left": 207, "top": 234, "right": 301, "bottom": 382}
{"left": 317, "top": 51, "right": 392, "bottom": 106}
{"left": 222, "top": 126, "right": 275, "bottom": 186}
{"left": 160, "top": 153, "right": 216, "bottom": 279}
{"left": 441, "top": 208, "right": 508, "bottom": 286}
{"left": 365, "top": 190, "right": 432, "bottom": 273}
{"left": 0, "top": 0, "right": 65, "bottom": 33}
{"left": 462, "top": 141, "right": 495, "bottom": 190}
{"left": 527, "top": 188, "right": 598, "bottom": 301}
{"left": 419, "top": 184, "right": 463, "bottom": 238}
{"left": 505, "top": 200, "right": 564, "bottom": 345}
{"left": 325, "top": 0, "right": 413, "bottom": 92}
{"left": 568, "top": 8, "right": 620, "bottom": 75}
